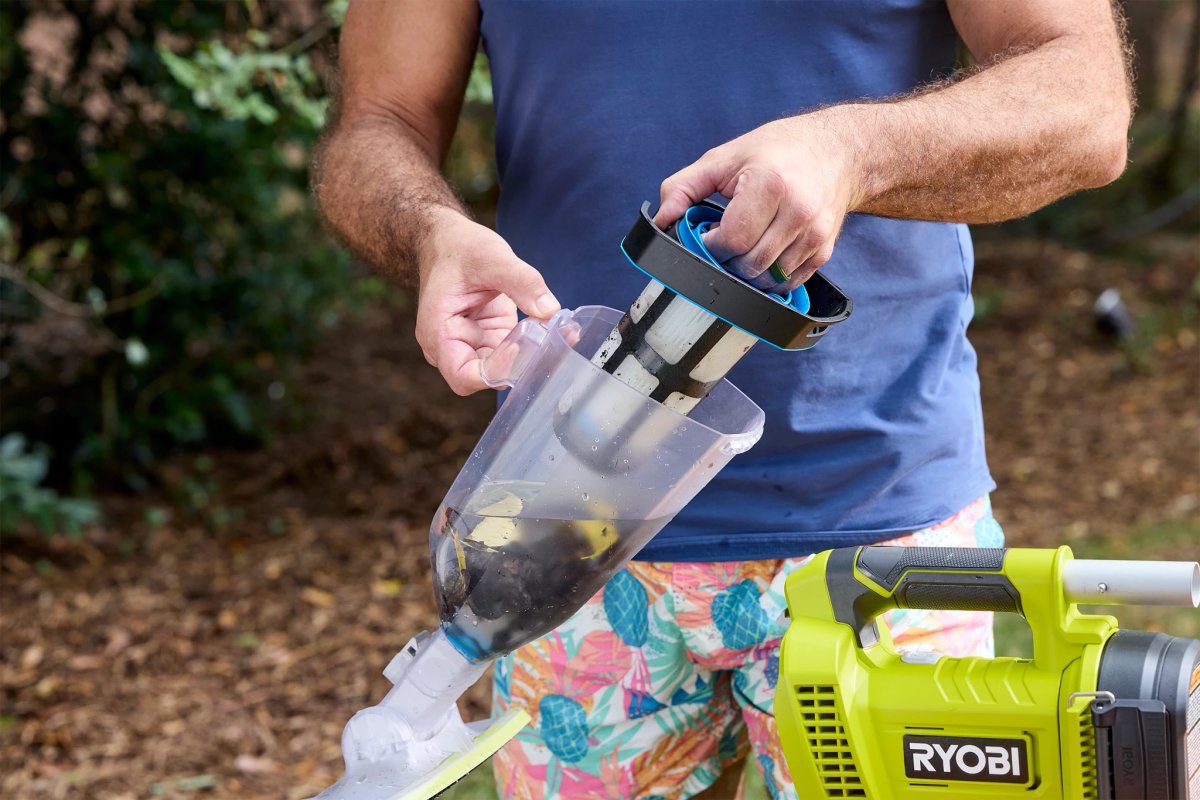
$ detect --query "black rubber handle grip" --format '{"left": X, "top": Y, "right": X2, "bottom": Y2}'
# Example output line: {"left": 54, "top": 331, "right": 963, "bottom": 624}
{"left": 856, "top": 546, "right": 1008, "bottom": 591}
{"left": 826, "top": 547, "right": 1019, "bottom": 647}
{"left": 893, "top": 581, "right": 1020, "bottom": 613}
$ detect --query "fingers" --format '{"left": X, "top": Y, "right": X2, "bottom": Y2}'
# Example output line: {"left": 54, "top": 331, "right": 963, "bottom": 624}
{"left": 699, "top": 169, "right": 786, "bottom": 263}
{"left": 780, "top": 246, "right": 834, "bottom": 293}
{"left": 415, "top": 222, "right": 558, "bottom": 396}
{"left": 656, "top": 158, "right": 824, "bottom": 292}
{"left": 653, "top": 149, "right": 732, "bottom": 228}
{"left": 707, "top": 168, "right": 843, "bottom": 293}
{"left": 417, "top": 292, "right": 518, "bottom": 396}
{"left": 437, "top": 340, "right": 486, "bottom": 396}
{"left": 434, "top": 314, "right": 492, "bottom": 396}
{"left": 480, "top": 255, "right": 560, "bottom": 320}
{"left": 704, "top": 171, "right": 837, "bottom": 294}
{"left": 775, "top": 213, "right": 841, "bottom": 292}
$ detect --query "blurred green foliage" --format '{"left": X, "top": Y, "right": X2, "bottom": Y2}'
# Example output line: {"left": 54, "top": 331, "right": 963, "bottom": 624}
{"left": 0, "top": 2, "right": 350, "bottom": 514}
{"left": 0, "top": 0, "right": 500, "bottom": 535}
{"left": 447, "top": 52, "right": 500, "bottom": 217}
{"left": 159, "top": 36, "right": 327, "bottom": 127}
{"left": 0, "top": 433, "right": 99, "bottom": 536}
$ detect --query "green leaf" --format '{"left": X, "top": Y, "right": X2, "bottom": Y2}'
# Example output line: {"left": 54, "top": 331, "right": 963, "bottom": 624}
{"left": 0, "top": 452, "right": 49, "bottom": 485}
{"left": 57, "top": 498, "right": 101, "bottom": 526}
{"left": 0, "top": 434, "right": 26, "bottom": 460}
{"left": 466, "top": 52, "right": 493, "bottom": 104}
{"left": 326, "top": 0, "right": 349, "bottom": 26}
{"left": 177, "top": 775, "right": 217, "bottom": 791}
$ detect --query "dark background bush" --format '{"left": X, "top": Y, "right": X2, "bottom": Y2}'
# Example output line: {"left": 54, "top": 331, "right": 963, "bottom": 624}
{"left": 0, "top": 1, "right": 353, "bottom": 511}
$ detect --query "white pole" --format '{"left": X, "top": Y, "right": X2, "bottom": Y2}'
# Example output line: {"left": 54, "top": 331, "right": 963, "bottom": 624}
{"left": 1062, "top": 559, "right": 1200, "bottom": 606}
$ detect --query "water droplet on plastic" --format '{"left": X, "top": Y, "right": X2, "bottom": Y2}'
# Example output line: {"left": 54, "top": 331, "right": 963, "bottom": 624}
{"left": 591, "top": 445, "right": 598, "bottom": 451}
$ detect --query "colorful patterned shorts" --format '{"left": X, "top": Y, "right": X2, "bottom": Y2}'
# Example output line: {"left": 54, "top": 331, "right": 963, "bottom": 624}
{"left": 492, "top": 496, "right": 1005, "bottom": 799}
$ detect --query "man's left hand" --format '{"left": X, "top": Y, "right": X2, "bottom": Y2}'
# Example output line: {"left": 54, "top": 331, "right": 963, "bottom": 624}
{"left": 653, "top": 113, "right": 864, "bottom": 294}
{"left": 652, "top": 0, "right": 1132, "bottom": 295}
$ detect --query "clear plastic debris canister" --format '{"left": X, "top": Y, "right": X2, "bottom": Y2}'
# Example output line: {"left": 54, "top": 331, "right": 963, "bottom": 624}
{"left": 431, "top": 305, "right": 765, "bottom": 662}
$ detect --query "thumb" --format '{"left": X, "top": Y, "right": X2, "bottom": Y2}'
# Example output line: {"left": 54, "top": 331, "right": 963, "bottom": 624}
{"left": 485, "top": 255, "right": 560, "bottom": 319}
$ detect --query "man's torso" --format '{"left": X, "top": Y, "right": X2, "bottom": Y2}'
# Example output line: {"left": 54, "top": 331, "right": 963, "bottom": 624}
{"left": 479, "top": 0, "right": 994, "bottom": 560}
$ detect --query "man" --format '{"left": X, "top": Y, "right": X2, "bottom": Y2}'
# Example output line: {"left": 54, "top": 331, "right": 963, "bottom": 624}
{"left": 313, "top": 1, "right": 1132, "bottom": 797}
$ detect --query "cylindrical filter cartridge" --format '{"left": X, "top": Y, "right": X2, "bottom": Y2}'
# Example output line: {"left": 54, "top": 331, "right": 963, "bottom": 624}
{"left": 591, "top": 278, "right": 759, "bottom": 415}
{"left": 591, "top": 204, "right": 810, "bottom": 414}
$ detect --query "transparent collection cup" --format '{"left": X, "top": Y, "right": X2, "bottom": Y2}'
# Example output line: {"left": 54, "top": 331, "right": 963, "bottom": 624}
{"left": 430, "top": 305, "right": 765, "bottom": 662}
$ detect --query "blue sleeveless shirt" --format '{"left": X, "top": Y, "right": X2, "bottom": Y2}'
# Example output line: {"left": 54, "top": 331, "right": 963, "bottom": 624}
{"left": 479, "top": 0, "right": 994, "bottom": 561}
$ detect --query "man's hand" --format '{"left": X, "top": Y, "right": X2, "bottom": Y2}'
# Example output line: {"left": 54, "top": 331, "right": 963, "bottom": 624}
{"left": 314, "top": 0, "right": 564, "bottom": 395}
{"left": 653, "top": 0, "right": 1131, "bottom": 290}
{"left": 654, "top": 115, "right": 865, "bottom": 294}
{"left": 415, "top": 210, "right": 560, "bottom": 395}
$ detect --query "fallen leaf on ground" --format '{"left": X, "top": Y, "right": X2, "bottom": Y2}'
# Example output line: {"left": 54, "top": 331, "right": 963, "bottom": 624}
{"left": 234, "top": 754, "right": 280, "bottom": 775}
{"left": 301, "top": 587, "right": 335, "bottom": 608}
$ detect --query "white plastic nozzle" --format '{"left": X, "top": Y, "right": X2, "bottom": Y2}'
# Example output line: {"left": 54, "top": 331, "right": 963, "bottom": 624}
{"left": 309, "top": 630, "right": 519, "bottom": 799}
{"left": 335, "top": 629, "right": 487, "bottom": 777}
{"left": 1062, "top": 559, "right": 1200, "bottom": 606}
{"left": 379, "top": 629, "right": 489, "bottom": 736}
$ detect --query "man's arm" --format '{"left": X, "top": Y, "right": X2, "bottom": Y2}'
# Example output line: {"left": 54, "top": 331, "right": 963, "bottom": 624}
{"left": 654, "top": 0, "right": 1133, "bottom": 293}
{"left": 313, "top": 0, "right": 559, "bottom": 394}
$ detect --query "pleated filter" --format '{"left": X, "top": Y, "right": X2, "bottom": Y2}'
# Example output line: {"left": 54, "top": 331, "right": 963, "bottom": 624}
{"left": 591, "top": 279, "right": 759, "bottom": 414}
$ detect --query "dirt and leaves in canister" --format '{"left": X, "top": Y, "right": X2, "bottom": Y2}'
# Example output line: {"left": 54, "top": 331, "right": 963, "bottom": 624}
{"left": 3, "top": 238, "right": 1198, "bottom": 799}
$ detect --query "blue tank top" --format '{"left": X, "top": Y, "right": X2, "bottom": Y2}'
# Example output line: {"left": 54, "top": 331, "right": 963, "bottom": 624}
{"left": 479, "top": 0, "right": 994, "bottom": 561}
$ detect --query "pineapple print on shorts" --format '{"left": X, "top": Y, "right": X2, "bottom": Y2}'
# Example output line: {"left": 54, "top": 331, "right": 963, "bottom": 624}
{"left": 711, "top": 579, "right": 772, "bottom": 650}
{"left": 538, "top": 694, "right": 589, "bottom": 763}
{"left": 603, "top": 568, "right": 650, "bottom": 647}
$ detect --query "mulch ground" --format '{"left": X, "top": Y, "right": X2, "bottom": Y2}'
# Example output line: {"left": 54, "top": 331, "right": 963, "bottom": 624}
{"left": 2, "top": 237, "right": 1197, "bottom": 799}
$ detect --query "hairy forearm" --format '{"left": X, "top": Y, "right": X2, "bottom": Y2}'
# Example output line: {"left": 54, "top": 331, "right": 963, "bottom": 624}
{"left": 312, "top": 112, "right": 466, "bottom": 285}
{"left": 825, "top": 34, "right": 1132, "bottom": 224}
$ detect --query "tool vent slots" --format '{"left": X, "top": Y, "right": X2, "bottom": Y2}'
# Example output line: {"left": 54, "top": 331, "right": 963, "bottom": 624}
{"left": 794, "top": 684, "right": 867, "bottom": 798}
{"left": 1077, "top": 706, "right": 1100, "bottom": 800}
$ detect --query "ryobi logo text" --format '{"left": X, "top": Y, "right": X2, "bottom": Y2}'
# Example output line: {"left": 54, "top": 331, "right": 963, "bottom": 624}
{"left": 902, "top": 735, "right": 1029, "bottom": 784}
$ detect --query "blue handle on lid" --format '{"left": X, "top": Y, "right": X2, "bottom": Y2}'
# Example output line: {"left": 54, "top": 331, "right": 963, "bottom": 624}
{"left": 674, "top": 205, "right": 811, "bottom": 315}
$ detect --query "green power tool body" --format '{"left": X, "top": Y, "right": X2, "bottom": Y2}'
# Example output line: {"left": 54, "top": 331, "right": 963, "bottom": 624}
{"left": 777, "top": 546, "right": 1200, "bottom": 799}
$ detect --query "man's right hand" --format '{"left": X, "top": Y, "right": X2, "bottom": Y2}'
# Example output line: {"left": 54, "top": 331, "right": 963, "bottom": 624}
{"left": 315, "top": 1, "right": 557, "bottom": 396}
{"left": 415, "top": 210, "right": 560, "bottom": 395}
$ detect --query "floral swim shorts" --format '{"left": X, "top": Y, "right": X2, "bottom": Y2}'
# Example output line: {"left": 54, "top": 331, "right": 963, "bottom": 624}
{"left": 491, "top": 496, "right": 1005, "bottom": 799}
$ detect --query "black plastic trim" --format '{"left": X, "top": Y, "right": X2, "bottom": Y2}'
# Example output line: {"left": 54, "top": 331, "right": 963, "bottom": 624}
{"left": 622, "top": 201, "right": 852, "bottom": 350}
{"left": 1095, "top": 630, "right": 1200, "bottom": 799}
